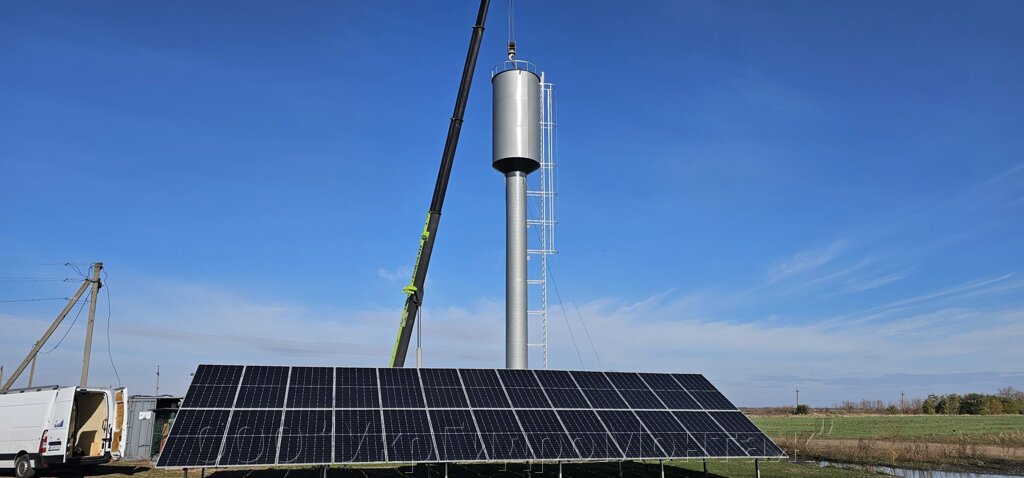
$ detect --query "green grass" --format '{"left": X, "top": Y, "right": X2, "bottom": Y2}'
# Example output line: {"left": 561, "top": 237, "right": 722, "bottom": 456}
{"left": 751, "top": 414, "right": 1024, "bottom": 446}
{"left": 71, "top": 460, "right": 884, "bottom": 478}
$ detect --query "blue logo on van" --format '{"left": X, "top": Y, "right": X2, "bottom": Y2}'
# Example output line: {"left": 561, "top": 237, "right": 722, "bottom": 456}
{"left": 55, "top": 420, "right": 65, "bottom": 428}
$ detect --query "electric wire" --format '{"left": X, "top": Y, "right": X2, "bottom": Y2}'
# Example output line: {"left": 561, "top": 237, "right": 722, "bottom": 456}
{"left": 0, "top": 262, "right": 89, "bottom": 266}
{"left": 0, "top": 278, "right": 75, "bottom": 283}
{"left": 0, "top": 297, "right": 69, "bottom": 303}
{"left": 66, "top": 263, "right": 87, "bottom": 280}
{"left": 39, "top": 296, "right": 89, "bottom": 354}
{"left": 103, "top": 270, "right": 122, "bottom": 387}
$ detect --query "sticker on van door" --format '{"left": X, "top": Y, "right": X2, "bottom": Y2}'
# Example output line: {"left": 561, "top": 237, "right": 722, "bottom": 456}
{"left": 54, "top": 420, "right": 65, "bottom": 428}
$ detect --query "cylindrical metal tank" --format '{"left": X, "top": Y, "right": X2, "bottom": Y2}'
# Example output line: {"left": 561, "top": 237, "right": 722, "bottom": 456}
{"left": 492, "top": 68, "right": 541, "bottom": 174}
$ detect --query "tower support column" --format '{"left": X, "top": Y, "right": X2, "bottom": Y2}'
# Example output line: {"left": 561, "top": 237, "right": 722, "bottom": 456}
{"left": 505, "top": 171, "right": 528, "bottom": 369}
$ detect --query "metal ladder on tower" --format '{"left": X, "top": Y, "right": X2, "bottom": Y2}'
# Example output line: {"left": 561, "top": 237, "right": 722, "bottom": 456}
{"left": 527, "top": 73, "right": 557, "bottom": 369}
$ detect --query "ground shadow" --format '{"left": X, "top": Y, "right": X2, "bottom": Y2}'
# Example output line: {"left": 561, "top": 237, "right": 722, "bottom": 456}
{"left": 38, "top": 464, "right": 151, "bottom": 478}
{"left": 195, "top": 462, "right": 726, "bottom": 478}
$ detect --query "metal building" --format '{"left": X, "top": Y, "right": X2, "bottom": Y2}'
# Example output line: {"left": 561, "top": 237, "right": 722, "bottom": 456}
{"left": 124, "top": 395, "right": 181, "bottom": 461}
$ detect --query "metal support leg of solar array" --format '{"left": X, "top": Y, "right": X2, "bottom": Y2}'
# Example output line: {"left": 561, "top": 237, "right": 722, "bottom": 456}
{"left": 526, "top": 74, "right": 557, "bottom": 369}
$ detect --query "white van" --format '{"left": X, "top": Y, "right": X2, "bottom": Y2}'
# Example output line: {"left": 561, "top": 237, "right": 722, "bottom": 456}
{"left": 0, "top": 385, "right": 127, "bottom": 478}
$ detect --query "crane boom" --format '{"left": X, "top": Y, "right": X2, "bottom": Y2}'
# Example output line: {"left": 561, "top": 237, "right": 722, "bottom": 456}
{"left": 390, "top": 0, "right": 491, "bottom": 367}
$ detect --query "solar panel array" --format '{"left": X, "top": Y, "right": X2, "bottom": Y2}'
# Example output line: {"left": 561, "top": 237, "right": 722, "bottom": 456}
{"left": 157, "top": 365, "right": 783, "bottom": 467}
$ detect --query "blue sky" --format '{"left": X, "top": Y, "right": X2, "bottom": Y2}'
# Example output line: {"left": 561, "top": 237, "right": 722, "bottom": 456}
{"left": 1, "top": 1, "right": 1022, "bottom": 407}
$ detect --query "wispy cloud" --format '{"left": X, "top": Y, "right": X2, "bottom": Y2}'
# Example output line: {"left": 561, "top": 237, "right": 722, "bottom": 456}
{"left": 840, "top": 271, "right": 907, "bottom": 294}
{"left": 766, "top": 240, "right": 847, "bottom": 283}
{"left": 545, "top": 292, "right": 1024, "bottom": 406}
{"left": 376, "top": 266, "right": 412, "bottom": 282}
{"left": 772, "top": 257, "right": 872, "bottom": 297}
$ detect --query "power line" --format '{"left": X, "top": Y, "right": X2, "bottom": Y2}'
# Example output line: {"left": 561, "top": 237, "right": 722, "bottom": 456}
{"left": 0, "top": 262, "right": 89, "bottom": 266}
{"left": 0, "top": 278, "right": 75, "bottom": 283}
{"left": 39, "top": 297, "right": 89, "bottom": 355}
{"left": 103, "top": 271, "right": 121, "bottom": 387}
{"left": 0, "top": 297, "right": 69, "bottom": 303}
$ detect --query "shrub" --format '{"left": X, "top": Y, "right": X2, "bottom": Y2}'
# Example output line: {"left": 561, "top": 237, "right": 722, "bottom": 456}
{"left": 922, "top": 395, "right": 938, "bottom": 414}
{"left": 794, "top": 404, "right": 811, "bottom": 415}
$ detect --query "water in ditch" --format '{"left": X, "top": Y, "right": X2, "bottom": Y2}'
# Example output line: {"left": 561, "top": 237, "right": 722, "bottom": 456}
{"left": 818, "top": 460, "right": 1021, "bottom": 477}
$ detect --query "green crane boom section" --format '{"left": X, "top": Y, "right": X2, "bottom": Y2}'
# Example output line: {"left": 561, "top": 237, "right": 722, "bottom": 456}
{"left": 390, "top": 0, "right": 491, "bottom": 367}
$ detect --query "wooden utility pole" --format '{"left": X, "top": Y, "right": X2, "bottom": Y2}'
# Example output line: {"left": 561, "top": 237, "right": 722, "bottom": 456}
{"left": 156, "top": 365, "right": 161, "bottom": 395}
{"left": 28, "top": 341, "right": 39, "bottom": 387}
{"left": 1, "top": 267, "right": 95, "bottom": 392}
{"left": 80, "top": 262, "right": 103, "bottom": 387}
{"left": 796, "top": 387, "right": 800, "bottom": 410}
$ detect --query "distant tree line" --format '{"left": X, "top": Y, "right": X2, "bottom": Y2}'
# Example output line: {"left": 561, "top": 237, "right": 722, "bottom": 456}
{"left": 830, "top": 387, "right": 1024, "bottom": 415}
{"left": 921, "top": 387, "right": 1024, "bottom": 415}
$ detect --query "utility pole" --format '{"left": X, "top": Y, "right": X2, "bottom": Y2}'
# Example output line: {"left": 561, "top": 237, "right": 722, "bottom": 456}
{"left": 28, "top": 341, "right": 39, "bottom": 387}
{"left": 1, "top": 267, "right": 95, "bottom": 392}
{"left": 156, "top": 366, "right": 161, "bottom": 395}
{"left": 901, "top": 391, "right": 906, "bottom": 413}
{"left": 795, "top": 387, "right": 800, "bottom": 411}
{"left": 80, "top": 262, "right": 103, "bottom": 388}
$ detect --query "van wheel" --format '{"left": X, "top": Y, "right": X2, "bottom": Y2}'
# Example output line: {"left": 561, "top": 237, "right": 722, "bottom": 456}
{"left": 14, "top": 454, "right": 35, "bottom": 478}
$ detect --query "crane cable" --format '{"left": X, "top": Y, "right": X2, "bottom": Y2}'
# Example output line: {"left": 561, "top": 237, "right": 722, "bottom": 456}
{"left": 507, "top": 0, "right": 517, "bottom": 60}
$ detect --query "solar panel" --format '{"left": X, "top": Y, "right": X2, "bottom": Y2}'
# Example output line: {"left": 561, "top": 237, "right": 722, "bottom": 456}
{"left": 286, "top": 367, "right": 333, "bottom": 408}
{"left": 709, "top": 411, "right": 786, "bottom": 457}
{"left": 379, "top": 368, "right": 425, "bottom": 408}
{"left": 514, "top": 409, "right": 579, "bottom": 460}
{"left": 158, "top": 409, "right": 230, "bottom": 467}
{"left": 421, "top": 369, "right": 469, "bottom": 408}
{"left": 555, "top": 409, "right": 622, "bottom": 460}
{"left": 497, "top": 369, "right": 551, "bottom": 408}
{"left": 606, "top": 372, "right": 665, "bottom": 409}
{"left": 460, "top": 369, "right": 512, "bottom": 408}
{"left": 383, "top": 409, "right": 437, "bottom": 462}
{"left": 235, "top": 366, "right": 288, "bottom": 409}
{"left": 157, "top": 365, "right": 782, "bottom": 468}
{"left": 596, "top": 410, "right": 664, "bottom": 458}
{"left": 220, "top": 409, "right": 282, "bottom": 465}
{"left": 640, "top": 372, "right": 701, "bottom": 409}
{"left": 570, "top": 371, "right": 628, "bottom": 409}
{"left": 472, "top": 408, "right": 533, "bottom": 460}
{"left": 534, "top": 370, "right": 589, "bottom": 408}
{"left": 430, "top": 409, "right": 487, "bottom": 461}
{"left": 278, "top": 409, "right": 332, "bottom": 464}
{"left": 335, "top": 409, "right": 385, "bottom": 463}
{"left": 672, "top": 411, "right": 742, "bottom": 457}
{"left": 634, "top": 410, "right": 705, "bottom": 458}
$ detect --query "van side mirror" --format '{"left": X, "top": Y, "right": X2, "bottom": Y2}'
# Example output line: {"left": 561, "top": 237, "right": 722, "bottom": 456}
{"left": 102, "top": 419, "right": 109, "bottom": 431}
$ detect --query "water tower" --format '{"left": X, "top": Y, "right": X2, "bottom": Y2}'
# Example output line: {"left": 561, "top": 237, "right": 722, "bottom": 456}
{"left": 493, "top": 59, "right": 541, "bottom": 369}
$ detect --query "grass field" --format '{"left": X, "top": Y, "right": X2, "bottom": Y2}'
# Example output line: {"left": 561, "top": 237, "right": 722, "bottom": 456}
{"left": 54, "top": 460, "right": 884, "bottom": 478}
{"left": 751, "top": 414, "right": 1024, "bottom": 446}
